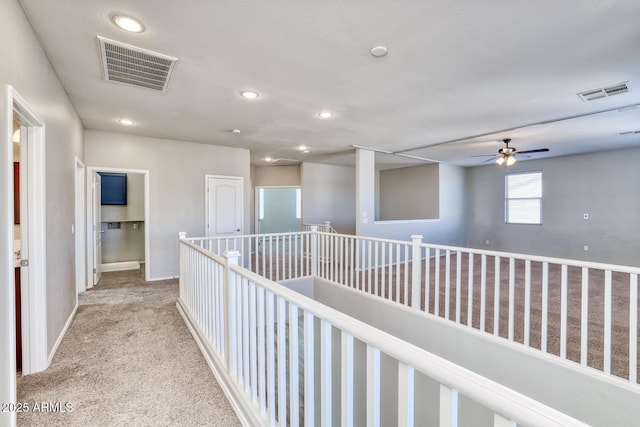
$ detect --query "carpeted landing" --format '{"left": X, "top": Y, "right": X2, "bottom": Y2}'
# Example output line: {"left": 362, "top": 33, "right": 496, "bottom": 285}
{"left": 17, "top": 270, "right": 240, "bottom": 426}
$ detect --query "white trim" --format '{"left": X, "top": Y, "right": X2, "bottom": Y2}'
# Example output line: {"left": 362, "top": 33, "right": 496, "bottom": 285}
{"left": 100, "top": 261, "right": 140, "bottom": 272}
{"left": 75, "top": 158, "right": 86, "bottom": 295}
{"left": 86, "top": 167, "right": 151, "bottom": 283}
{"left": 147, "top": 275, "right": 178, "bottom": 281}
{"left": 47, "top": 303, "right": 77, "bottom": 366}
{"left": 1, "top": 86, "right": 47, "bottom": 427}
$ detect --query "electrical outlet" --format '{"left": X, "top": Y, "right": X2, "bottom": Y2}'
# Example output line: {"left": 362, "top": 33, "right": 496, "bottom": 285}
{"left": 485, "top": 240, "right": 490, "bottom": 245}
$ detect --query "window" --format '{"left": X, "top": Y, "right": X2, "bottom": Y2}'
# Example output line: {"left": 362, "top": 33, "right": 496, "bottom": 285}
{"left": 505, "top": 172, "right": 542, "bottom": 224}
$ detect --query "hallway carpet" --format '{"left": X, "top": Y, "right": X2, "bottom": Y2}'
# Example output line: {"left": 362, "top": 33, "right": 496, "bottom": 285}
{"left": 17, "top": 270, "right": 240, "bottom": 427}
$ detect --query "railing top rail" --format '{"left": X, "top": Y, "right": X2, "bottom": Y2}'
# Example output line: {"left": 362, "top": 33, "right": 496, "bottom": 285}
{"left": 226, "top": 261, "right": 588, "bottom": 427}
{"left": 316, "top": 231, "right": 412, "bottom": 247}
{"left": 184, "top": 230, "right": 311, "bottom": 242}
{"left": 419, "top": 241, "right": 640, "bottom": 275}
{"left": 180, "top": 238, "right": 227, "bottom": 264}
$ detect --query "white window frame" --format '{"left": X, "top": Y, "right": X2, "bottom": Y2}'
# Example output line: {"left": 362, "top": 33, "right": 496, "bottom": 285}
{"left": 505, "top": 171, "right": 542, "bottom": 225}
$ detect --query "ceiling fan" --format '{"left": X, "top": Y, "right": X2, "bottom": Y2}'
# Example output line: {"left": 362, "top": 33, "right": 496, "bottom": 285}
{"left": 473, "top": 138, "right": 549, "bottom": 166}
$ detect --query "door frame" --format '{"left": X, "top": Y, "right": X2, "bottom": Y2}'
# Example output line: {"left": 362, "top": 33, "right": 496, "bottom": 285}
{"left": 86, "top": 167, "right": 150, "bottom": 283}
{"left": 1, "top": 86, "right": 47, "bottom": 424}
{"left": 205, "top": 175, "right": 244, "bottom": 236}
{"left": 75, "top": 158, "right": 86, "bottom": 294}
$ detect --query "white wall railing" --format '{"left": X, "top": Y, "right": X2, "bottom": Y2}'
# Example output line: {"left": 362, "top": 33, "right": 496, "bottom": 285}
{"left": 303, "top": 221, "right": 337, "bottom": 233}
{"left": 178, "top": 233, "right": 588, "bottom": 426}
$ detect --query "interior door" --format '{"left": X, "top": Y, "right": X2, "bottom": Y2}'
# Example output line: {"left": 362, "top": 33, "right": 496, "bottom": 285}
{"left": 92, "top": 172, "right": 102, "bottom": 285}
{"left": 206, "top": 176, "right": 243, "bottom": 237}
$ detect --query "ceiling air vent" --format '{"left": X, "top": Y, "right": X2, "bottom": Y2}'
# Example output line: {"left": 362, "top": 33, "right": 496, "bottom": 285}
{"left": 578, "top": 81, "right": 630, "bottom": 102}
{"left": 617, "top": 130, "right": 640, "bottom": 137}
{"left": 97, "top": 36, "right": 177, "bottom": 92}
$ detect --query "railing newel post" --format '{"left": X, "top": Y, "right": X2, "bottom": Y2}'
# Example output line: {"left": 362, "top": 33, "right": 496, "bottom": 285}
{"left": 178, "top": 232, "right": 187, "bottom": 300}
{"left": 411, "top": 235, "right": 423, "bottom": 310}
{"left": 224, "top": 249, "right": 241, "bottom": 373}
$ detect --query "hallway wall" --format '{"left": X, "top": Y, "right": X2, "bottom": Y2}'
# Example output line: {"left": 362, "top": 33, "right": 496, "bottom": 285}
{"left": 0, "top": 0, "right": 84, "bottom": 419}
{"left": 85, "top": 130, "right": 251, "bottom": 280}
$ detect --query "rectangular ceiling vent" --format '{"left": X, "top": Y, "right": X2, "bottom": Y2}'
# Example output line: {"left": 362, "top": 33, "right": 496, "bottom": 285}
{"left": 617, "top": 130, "right": 640, "bottom": 137}
{"left": 98, "top": 36, "right": 177, "bottom": 92}
{"left": 578, "top": 81, "right": 630, "bottom": 102}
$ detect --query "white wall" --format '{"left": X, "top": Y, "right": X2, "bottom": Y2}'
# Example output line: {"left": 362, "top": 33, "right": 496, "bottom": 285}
{"left": 85, "top": 130, "right": 250, "bottom": 279}
{"left": 301, "top": 162, "right": 356, "bottom": 234}
{"left": 1, "top": 0, "right": 83, "bottom": 420}
{"left": 466, "top": 147, "right": 640, "bottom": 267}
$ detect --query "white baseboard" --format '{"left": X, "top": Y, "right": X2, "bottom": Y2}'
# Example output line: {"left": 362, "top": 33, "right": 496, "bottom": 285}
{"left": 47, "top": 302, "right": 78, "bottom": 366}
{"left": 100, "top": 261, "right": 140, "bottom": 272}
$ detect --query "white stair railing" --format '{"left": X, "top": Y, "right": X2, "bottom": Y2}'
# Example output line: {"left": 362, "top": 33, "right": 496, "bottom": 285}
{"left": 187, "top": 229, "right": 640, "bottom": 386}
{"left": 178, "top": 233, "right": 588, "bottom": 427}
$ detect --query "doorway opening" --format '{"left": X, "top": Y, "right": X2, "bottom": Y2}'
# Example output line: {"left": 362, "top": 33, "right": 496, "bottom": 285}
{"left": 87, "top": 167, "right": 150, "bottom": 286}
{"left": 255, "top": 186, "right": 302, "bottom": 234}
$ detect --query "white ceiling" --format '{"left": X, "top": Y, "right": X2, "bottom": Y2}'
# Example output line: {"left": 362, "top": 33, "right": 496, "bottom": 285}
{"left": 18, "top": 0, "right": 640, "bottom": 168}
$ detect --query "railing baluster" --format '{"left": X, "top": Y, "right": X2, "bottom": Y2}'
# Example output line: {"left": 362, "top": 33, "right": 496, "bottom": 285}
{"left": 456, "top": 252, "right": 462, "bottom": 323}
{"left": 560, "top": 264, "right": 568, "bottom": 359}
{"left": 381, "top": 243, "right": 386, "bottom": 299}
{"left": 257, "top": 287, "right": 267, "bottom": 415}
{"left": 277, "top": 296, "right": 287, "bottom": 426}
{"left": 467, "top": 253, "right": 474, "bottom": 327}
{"left": 580, "top": 267, "right": 589, "bottom": 367}
{"left": 494, "top": 256, "right": 501, "bottom": 337}
{"left": 494, "top": 413, "right": 516, "bottom": 427}
{"left": 439, "top": 384, "right": 458, "bottom": 427}
{"left": 425, "top": 249, "right": 431, "bottom": 314}
{"left": 250, "top": 281, "right": 258, "bottom": 404}
{"left": 404, "top": 245, "right": 410, "bottom": 306}
{"left": 366, "top": 346, "right": 380, "bottom": 427}
{"left": 435, "top": 248, "right": 441, "bottom": 317}
{"left": 367, "top": 240, "right": 373, "bottom": 294}
{"left": 509, "top": 258, "right": 515, "bottom": 341}
{"left": 604, "top": 270, "right": 612, "bottom": 375}
{"left": 524, "top": 260, "right": 531, "bottom": 346}
{"left": 374, "top": 241, "right": 379, "bottom": 297}
{"left": 341, "top": 332, "right": 354, "bottom": 427}
{"left": 630, "top": 274, "right": 638, "bottom": 383}
{"left": 304, "top": 312, "right": 315, "bottom": 427}
{"left": 481, "top": 254, "right": 487, "bottom": 332}
{"left": 242, "top": 278, "right": 250, "bottom": 394}
{"left": 289, "top": 304, "right": 300, "bottom": 427}
{"left": 541, "top": 262, "right": 549, "bottom": 353}
{"left": 398, "top": 363, "right": 414, "bottom": 426}
{"left": 396, "top": 244, "right": 401, "bottom": 303}
{"left": 321, "top": 320, "right": 332, "bottom": 426}
{"left": 267, "top": 291, "right": 276, "bottom": 425}
{"left": 445, "top": 250, "right": 451, "bottom": 319}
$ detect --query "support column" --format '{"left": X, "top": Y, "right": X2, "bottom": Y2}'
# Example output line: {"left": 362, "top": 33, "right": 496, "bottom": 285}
{"left": 356, "top": 148, "right": 376, "bottom": 236}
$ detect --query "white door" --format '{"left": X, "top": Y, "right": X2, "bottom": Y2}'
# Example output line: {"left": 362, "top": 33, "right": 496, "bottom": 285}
{"left": 92, "top": 172, "right": 102, "bottom": 285}
{"left": 206, "top": 176, "right": 243, "bottom": 237}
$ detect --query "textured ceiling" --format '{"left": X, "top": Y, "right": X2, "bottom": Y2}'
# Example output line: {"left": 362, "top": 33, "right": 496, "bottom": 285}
{"left": 18, "top": 0, "right": 640, "bottom": 168}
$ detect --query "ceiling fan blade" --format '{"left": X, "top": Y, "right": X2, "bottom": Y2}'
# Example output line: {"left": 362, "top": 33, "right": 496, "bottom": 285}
{"left": 515, "top": 148, "right": 549, "bottom": 155}
{"left": 483, "top": 156, "right": 498, "bottom": 163}
{"left": 470, "top": 154, "right": 496, "bottom": 157}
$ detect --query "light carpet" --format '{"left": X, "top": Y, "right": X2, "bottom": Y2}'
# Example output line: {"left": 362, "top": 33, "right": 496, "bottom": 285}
{"left": 17, "top": 270, "right": 240, "bottom": 427}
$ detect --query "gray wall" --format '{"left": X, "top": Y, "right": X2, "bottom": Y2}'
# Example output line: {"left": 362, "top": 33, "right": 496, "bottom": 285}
{"left": 466, "top": 147, "right": 640, "bottom": 267}
{"left": 253, "top": 165, "right": 300, "bottom": 186}
{"left": 0, "top": 0, "right": 84, "bottom": 377}
{"left": 85, "top": 130, "right": 251, "bottom": 279}
{"left": 378, "top": 164, "right": 439, "bottom": 221}
{"left": 301, "top": 162, "right": 356, "bottom": 234}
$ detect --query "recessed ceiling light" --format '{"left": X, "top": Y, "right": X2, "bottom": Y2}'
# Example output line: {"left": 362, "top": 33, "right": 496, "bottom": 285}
{"left": 111, "top": 15, "right": 145, "bottom": 33}
{"left": 317, "top": 111, "right": 334, "bottom": 119}
{"left": 264, "top": 157, "right": 272, "bottom": 162}
{"left": 303, "top": 150, "right": 310, "bottom": 154}
{"left": 240, "top": 90, "right": 259, "bottom": 99}
{"left": 370, "top": 46, "right": 388, "bottom": 57}
{"left": 299, "top": 145, "right": 307, "bottom": 151}
{"left": 231, "top": 129, "right": 241, "bottom": 134}
{"left": 118, "top": 119, "right": 135, "bottom": 125}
